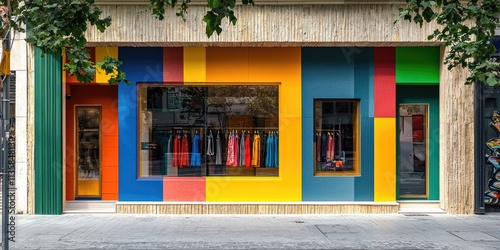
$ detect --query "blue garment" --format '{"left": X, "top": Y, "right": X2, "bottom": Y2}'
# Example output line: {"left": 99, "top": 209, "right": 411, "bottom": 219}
{"left": 321, "top": 133, "right": 327, "bottom": 161}
{"left": 190, "top": 133, "right": 202, "bottom": 166}
{"left": 274, "top": 133, "right": 278, "bottom": 167}
{"left": 266, "top": 133, "right": 277, "bottom": 168}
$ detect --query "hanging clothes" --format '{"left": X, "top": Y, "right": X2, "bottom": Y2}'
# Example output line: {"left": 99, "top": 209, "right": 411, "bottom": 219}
{"left": 215, "top": 130, "right": 222, "bottom": 165}
{"left": 226, "top": 131, "right": 235, "bottom": 166}
{"left": 233, "top": 132, "right": 240, "bottom": 167}
{"left": 315, "top": 133, "right": 322, "bottom": 162}
{"left": 173, "top": 133, "right": 181, "bottom": 167}
{"left": 191, "top": 132, "right": 201, "bottom": 166}
{"left": 266, "top": 132, "right": 274, "bottom": 167}
{"left": 326, "top": 133, "right": 334, "bottom": 161}
{"left": 251, "top": 133, "right": 261, "bottom": 167}
{"left": 245, "top": 133, "right": 251, "bottom": 167}
{"left": 166, "top": 132, "right": 173, "bottom": 171}
{"left": 260, "top": 132, "right": 267, "bottom": 168}
{"left": 159, "top": 132, "right": 170, "bottom": 175}
{"left": 206, "top": 130, "right": 214, "bottom": 156}
{"left": 273, "top": 132, "right": 278, "bottom": 167}
{"left": 321, "top": 132, "right": 327, "bottom": 161}
{"left": 180, "top": 133, "right": 190, "bottom": 168}
{"left": 239, "top": 132, "right": 246, "bottom": 166}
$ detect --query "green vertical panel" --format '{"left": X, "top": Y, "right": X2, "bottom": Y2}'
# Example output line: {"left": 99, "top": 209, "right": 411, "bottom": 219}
{"left": 34, "top": 47, "right": 63, "bottom": 214}
{"left": 396, "top": 47, "right": 440, "bottom": 85}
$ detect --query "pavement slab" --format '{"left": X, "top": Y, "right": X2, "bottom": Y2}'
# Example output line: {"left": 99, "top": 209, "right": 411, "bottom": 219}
{"left": 6, "top": 213, "right": 500, "bottom": 249}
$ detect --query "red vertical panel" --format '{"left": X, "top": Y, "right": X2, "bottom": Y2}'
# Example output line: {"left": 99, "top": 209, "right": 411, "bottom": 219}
{"left": 374, "top": 48, "right": 396, "bottom": 117}
{"left": 65, "top": 47, "right": 96, "bottom": 83}
{"left": 163, "top": 47, "right": 184, "bottom": 83}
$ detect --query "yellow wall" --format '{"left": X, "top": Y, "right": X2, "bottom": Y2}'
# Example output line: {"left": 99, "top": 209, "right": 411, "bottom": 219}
{"left": 201, "top": 48, "right": 302, "bottom": 201}
{"left": 374, "top": 118, "right": 397, "bottom": 201}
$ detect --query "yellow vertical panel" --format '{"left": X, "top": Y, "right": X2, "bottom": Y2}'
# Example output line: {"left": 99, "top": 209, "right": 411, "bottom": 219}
{"left": 206, "top": 48, "right": 302, "bottom": 202}
{"left": 184, "top": 47, "right": 206, "bottom": 84}
{"left": 206, "top": 48, "right": 249, "bottom": 83}
{"left": 374, "top": 118, "right": 397, "bottom": 202}
{"left": 95, "top": 47, "right": 119, "bottom": 84}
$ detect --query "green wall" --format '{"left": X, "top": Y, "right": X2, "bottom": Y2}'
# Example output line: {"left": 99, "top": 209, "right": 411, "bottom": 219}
{"left": 34, "top": 47, "right": 63, "bottom": 214}
{"left": 396, "top": 47, "right": 440, "bottom": 85}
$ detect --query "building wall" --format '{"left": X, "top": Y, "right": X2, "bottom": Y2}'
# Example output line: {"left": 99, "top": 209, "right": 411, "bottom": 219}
{"left": 12, "top": 29, "right": 29, "bottom": 213}
{"left": 86, "top": 4, "right": 442, "bottom": 46}
{"left": 28, "top": 3, "right": 476, "bottom": 213}
{"left": 92, "top": 46, "right": 439, "bottom": 204}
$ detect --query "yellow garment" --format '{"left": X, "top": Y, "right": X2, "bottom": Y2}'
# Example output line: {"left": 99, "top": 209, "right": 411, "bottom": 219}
{"left": 251, "top": 134, "right": 260, "bottom": 167}
{"left": 0, "top": 49, "right": 10, "bottom": 76}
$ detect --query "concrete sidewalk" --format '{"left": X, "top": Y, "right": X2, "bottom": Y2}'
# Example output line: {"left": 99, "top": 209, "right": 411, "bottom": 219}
{"left": 9, "top": 213, "right": 500, "bottom": 249}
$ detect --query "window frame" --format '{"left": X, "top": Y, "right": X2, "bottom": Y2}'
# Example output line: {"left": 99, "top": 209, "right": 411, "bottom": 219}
{"left": 313, "top": 99, "right": 361, "bottom": 177}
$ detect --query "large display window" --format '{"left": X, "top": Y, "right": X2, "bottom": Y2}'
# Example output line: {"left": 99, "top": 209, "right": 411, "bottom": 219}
{"left": 138, "top": 84, "right": 279, "bottom": 177}
{"left": 313, "top": 99, "right": 360, "bottom": 176}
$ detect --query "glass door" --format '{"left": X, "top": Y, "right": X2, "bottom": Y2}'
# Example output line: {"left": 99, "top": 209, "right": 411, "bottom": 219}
{"left": 75, "top": 106, "right": 102, "bottom": 198}
{"left": 398, "top": 104, "right": 428, "bottom": 198}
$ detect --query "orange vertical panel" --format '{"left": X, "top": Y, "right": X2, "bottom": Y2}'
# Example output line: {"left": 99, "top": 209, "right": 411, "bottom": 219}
{"left": 65, "top": 85, "right": 118, "bottom": 200}
{"left": 206, "top": 47, "right": 249, "bottom": 83}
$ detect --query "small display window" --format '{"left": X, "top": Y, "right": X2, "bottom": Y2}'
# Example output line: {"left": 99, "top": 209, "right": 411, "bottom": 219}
{"left": 314, "top": 100, "right": 360, "bottom": 176}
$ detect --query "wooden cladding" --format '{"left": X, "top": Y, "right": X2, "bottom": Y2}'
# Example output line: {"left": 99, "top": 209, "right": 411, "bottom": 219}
{"left": 116, "top": 203, "right": 399, "bottom": 214}
{"left": 85, "top": 4, "right": 441, "bottom": 46}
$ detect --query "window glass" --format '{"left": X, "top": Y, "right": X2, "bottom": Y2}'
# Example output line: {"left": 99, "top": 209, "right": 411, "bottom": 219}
{"left": 398, "top": 104, "right": 428, "bottom": 197}
{"left": 314, "top": 100, "right": 360, "bottom": 176}
{"left": 138, "top": 84, "right": 279, "bottom": 177}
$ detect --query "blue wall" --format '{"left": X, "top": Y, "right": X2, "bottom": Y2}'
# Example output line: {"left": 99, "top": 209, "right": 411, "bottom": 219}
{"left": 301, "top": 47, "right": 375, "bottom": 201}
{"left": 118, "top": 47, "right": 164, "bottom": 201}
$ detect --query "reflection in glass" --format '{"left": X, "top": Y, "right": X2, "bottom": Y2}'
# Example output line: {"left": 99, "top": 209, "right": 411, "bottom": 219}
{"left": 76, "top": 106, "right": 101, "bottom": 197}
{"left": 399, "top": 104, "right": 427, "bottom": 197}
{"left": 138, "top": 85, "right": 279, "bottom": 177}
{"left": 313, "top": 100, "right": 359, "bottom": 175}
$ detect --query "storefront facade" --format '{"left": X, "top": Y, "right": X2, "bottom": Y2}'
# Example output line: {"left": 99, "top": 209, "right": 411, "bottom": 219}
{"left": 28, "top": 2, "right": 476, "bottom": 214}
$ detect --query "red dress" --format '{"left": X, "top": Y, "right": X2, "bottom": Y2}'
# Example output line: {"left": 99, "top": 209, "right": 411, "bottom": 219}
{"left": 180, "top": 135, "right": 190, "bottom": 168}
{"left": 245, "top": 134, "right": 251, "bottom": 167}
{"left": 173, "top": 135, "right": 181, "bottom": 167}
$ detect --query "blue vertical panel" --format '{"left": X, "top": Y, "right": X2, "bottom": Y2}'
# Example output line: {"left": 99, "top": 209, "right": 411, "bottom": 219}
{"left": 354, "top": 48, "right": 375, "bottom": 201}
{"left": 355, "top": 117, "right": 374, "bottom": 200}
{"left": 119, "top": 47, "right": 163, "bottom": 201}
{"left": 302, "top": 47, "right": 357, "bottom": 201}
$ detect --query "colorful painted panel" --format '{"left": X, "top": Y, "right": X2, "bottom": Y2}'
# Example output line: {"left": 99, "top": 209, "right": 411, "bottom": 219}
{"left": 65, "top": 85, "right": 118, "bottom": 201}
{"left": 374, "top": 48, "right": 396, "bottom": 117}
{"left": 395, "top": 47, "right": 440, "bottom": 85}
{"left": 373, "top": 118, "right": 397, "bottom": 202}
{"left": 205, "top": 47, "right": 302, "bottom": 202}
{"left": 118, "top": 47, "right": 163, "bottom": 201}
{"left": 302, "top": 47, "right": 375, "bottom": 201}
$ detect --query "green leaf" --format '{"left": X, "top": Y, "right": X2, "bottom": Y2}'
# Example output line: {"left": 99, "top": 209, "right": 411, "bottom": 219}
{"left": 208, "top": 0, "right": 221, "bottom": 9}
{"left": 486, "top": 74, "right": 498, "bottom": 86}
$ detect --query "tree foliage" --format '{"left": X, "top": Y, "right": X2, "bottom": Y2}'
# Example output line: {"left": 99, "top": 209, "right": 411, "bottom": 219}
{"left": 3, "top": 0, "right": 498, "bottom": 86}
{"left": 0, "top": 0, "right": 254, "bottom": 84}
{"left": 398, "top": 0, "right": 500, "bottom": 86}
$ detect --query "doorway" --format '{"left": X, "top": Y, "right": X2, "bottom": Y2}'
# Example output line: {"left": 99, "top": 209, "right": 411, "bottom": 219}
{"left": 396, "top": 85, "right": 439, "bottom": 201}
{"left": 398, "top": 104, "right": 428, "bottom": 197}
{"left": 75, "top": 106, "right": 102, "bottom": 198}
